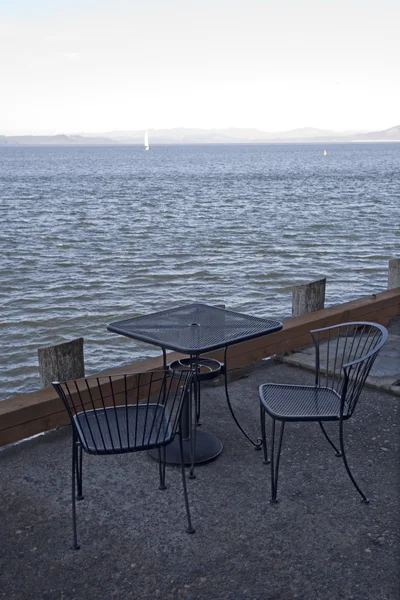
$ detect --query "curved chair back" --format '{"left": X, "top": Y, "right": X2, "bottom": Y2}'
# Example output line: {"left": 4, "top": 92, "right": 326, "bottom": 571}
{"left": 310, "top": 322, "right": 388, "bottom": 416}
{"left": 53, "top": 370, "right": 192, "bottom": 454}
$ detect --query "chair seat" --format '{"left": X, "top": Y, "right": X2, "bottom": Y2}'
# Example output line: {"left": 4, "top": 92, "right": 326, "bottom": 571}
{"left": 74, "top": 404, "right": 173, "bottom": 453}
{"left": 259, "top": 384, "right": 348, "bottom": 421}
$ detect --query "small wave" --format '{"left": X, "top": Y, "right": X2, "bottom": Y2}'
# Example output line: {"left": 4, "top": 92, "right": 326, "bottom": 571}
{"left": 1, "top": 142, "right": 398, "bottom": 399}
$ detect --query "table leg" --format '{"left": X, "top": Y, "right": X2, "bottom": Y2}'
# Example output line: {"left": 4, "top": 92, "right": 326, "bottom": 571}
{"left": 223, "top": 346, "right": 263, "bottom": 449}
{"left": 148, "top": 379, "right": 223, "bottom": 465}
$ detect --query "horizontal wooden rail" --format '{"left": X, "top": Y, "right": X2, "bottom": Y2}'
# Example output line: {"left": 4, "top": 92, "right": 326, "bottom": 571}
{"left": 214, "top": 288, "right": 400, "bottom": 370}
{"left": 1, "top": 288, "right": 399, "bottom": 446}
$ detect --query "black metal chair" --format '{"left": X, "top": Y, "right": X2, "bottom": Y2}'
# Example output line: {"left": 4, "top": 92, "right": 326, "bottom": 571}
{"left": 259, "top": 322, "right": 388, "bottom": 503}
{"left": 53, "top": 369, "right": 194, "bottom": 549}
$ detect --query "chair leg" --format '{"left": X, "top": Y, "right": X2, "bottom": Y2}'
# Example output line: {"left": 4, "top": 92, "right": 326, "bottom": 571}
{"left": 339, "top": 420, "right": 369, "bottom": 503}
{"left": 158, "top": 447, "right": 167, "bottom": 490}
{"left": 260, "top": 404, "right": 269, "bottom": 464}
{"left": 319, "top": 422, "right": 342, "bottom": 457}
{"left": 71, "top": 432, "right": 80, "bottom": 550}
{"left": 270, "top": 419, "right": 285, "bottom": 504}
{"left": 178, "top": 429, "right": 195, "bottom": 534}
{"left": 76, "top": 442, "right": 84, "bottom": 500}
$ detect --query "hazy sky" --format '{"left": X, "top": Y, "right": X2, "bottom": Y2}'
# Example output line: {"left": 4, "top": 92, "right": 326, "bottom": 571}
{"left": 1, "top": 0, "right": 399, "bottom": 134}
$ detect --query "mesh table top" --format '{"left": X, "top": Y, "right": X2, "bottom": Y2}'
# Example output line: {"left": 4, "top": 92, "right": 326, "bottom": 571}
{"left": 107, "top": 303, "right": 282, "bottom": 354}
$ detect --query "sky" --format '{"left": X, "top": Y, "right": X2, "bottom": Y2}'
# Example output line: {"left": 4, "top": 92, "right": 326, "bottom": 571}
{"left": 0, "top": 0, "right": 399, "bottom": 135}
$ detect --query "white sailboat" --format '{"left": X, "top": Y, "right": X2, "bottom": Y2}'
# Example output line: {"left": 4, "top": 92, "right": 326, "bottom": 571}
{"left": 144, "top": 129, "right": 150, "bottom": 151}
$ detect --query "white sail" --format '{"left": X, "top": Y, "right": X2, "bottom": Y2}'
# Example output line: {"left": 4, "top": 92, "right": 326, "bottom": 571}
{"left": 144, "top": 129, "right": 150, "bottom": 151}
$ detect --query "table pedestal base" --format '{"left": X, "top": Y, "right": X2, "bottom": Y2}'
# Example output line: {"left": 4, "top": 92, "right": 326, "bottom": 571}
{"left": 148, "top": 431, "right": 223, "bottom": 466}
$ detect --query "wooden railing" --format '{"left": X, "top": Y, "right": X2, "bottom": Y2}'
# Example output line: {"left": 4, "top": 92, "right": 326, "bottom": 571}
{"left": 1, "top": 287, "right": 399, "bottom": 447}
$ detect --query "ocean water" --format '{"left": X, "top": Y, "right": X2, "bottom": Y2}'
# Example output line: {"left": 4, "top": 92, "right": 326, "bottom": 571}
{"left": 0, "top": 143, "right": 399, "bottom": 399}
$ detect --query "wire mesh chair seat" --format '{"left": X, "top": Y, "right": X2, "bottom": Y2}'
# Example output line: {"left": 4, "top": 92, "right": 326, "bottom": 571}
{"left": 259, "top": 384, "right": 349, "bottom": 421}
{"left": 53, "top": 370, "right": 194, "bottom": 549}
{"left": 259, "top": 322, "right": 388, "bottom": 504}
{"left": 74, "top": 404, "right": 175, "bottom": 454}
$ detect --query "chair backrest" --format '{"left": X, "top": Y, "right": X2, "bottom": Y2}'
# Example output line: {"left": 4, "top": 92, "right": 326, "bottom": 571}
{"left": 310, "top": 322, "right": 388, "bottom": 416}
{"left": 53, "top": 370, "right": 193, "bottom": 454}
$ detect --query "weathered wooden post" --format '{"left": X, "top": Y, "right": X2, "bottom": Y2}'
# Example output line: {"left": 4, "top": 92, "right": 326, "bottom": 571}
{"left": 388, "top": 258, "right": 400, "bottom": 289}
{"left": 38, "top": 338, "right": 85, "bottom": 388}
{"left": 292, "top": 278, "right": 326, "bottom": 317}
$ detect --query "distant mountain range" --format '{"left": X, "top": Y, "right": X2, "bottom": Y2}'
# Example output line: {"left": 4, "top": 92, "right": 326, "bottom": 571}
{"left": 1, "top": 125, "right": 399, "bottom": 145}
{"left": 0, "top": 134, "right": 115, "bottom": 146}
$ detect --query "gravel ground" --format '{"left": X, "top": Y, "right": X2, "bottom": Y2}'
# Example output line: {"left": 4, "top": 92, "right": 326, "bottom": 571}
{"left": 0, "top": 361, "right": 399, "bottom": 600}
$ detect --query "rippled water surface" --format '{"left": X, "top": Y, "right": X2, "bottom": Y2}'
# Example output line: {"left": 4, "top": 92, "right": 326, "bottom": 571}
{"left": 1, "top": 143, "right": 399, "bottom": 399}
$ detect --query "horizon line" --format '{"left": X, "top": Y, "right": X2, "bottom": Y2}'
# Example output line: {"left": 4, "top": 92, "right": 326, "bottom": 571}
{"left": 2, "top": 124, "right": 399, "bottom": 137}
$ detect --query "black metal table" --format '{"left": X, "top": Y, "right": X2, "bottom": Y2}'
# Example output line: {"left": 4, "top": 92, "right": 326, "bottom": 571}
{"left": 107, "top": 303, "right": 282, "bottom": 468}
